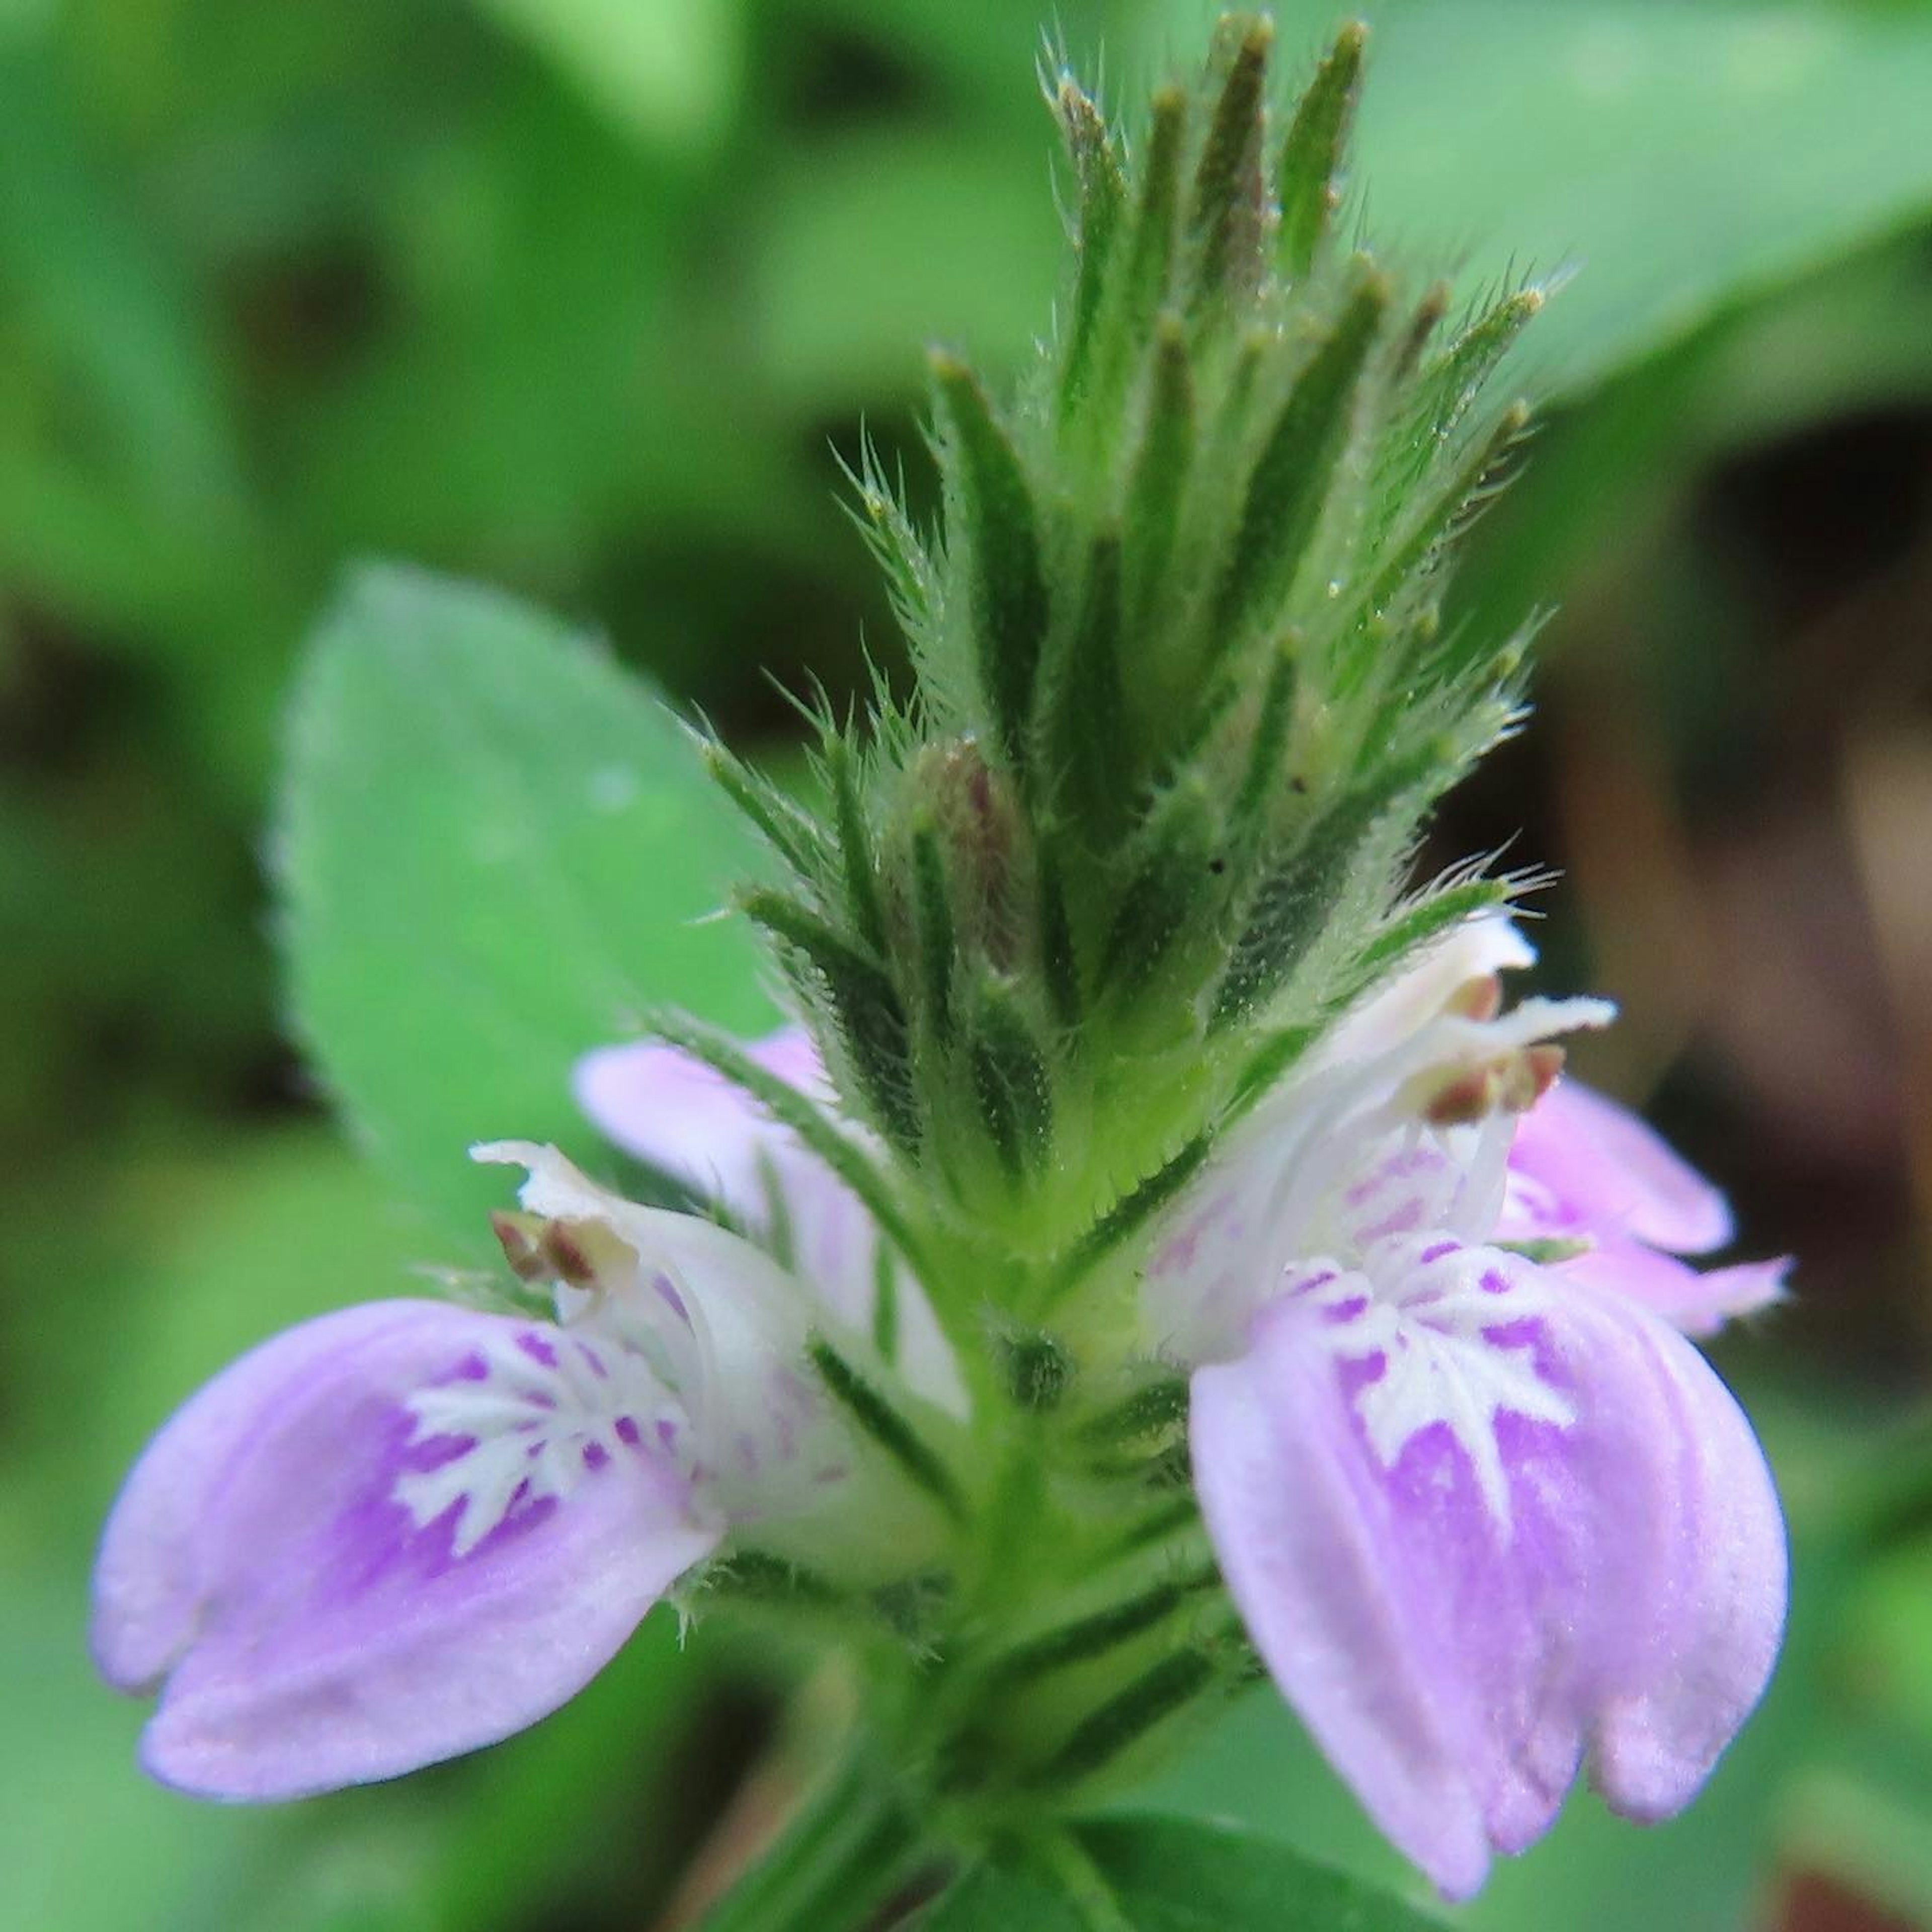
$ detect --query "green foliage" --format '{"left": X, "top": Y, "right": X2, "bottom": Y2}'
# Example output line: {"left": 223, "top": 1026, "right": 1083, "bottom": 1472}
{"left": 279, "top": 565, "right": 768, "bottom": 1257}
{"left": 920, "top": 1815, "right": 1445, "bottom": 1929}
{"left": 1318, "top": 0, "right": 1932, "bottom": 394}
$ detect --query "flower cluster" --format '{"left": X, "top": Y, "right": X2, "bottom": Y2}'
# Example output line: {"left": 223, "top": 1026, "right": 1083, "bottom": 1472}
{"left": 95, "top": 915, "right": 1785, "bottom": 1896}
{"left": 94, "top": 16, "right": 1792, "bottom": 1909}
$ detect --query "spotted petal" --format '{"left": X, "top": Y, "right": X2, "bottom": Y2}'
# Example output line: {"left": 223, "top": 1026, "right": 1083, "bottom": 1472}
{"left": 1190, "top": 1239, "right": 1786, "bottom": 1899}
{"left": 1146, "top": 995, "right": 1613, "bottom": 1363}
{"left": 93, "top": 1301, "right": 717, "bottom": 1800}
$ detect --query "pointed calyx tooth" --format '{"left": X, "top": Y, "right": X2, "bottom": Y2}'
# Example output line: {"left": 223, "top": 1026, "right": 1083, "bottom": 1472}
{"left": 968, "top": 977, "right": 1055, "bottom": 1186}
{"left": 1042, "top": 529, "right": 1128, "bottom": 839}
{"left": 1119, "top": 317, "right": 1194, "bottom": 638}
{"left": 1081, "top": 82, "right": 1187, "bottom": 436}
{"left": 826, "top": 735, "right": 888, "bottom": 957}
{"left": 1276, "top": 20, "right": 1367, "bottom": 281}
{"left": 740, "top": 887, "right": 919, "bottom": 1153}
{"left": 1421, "top": 286, "right": 1546, "bottom": 443}
{"left": 1055, "top": 77, "right": 1126, "bottom": 418}
{"left": 930, "top": 352, "right": 1050, "bottom": 768}
{"left": 1211, "top": 267, "right": 1391, "bottom": 652}
{"left": 1186, "top": 13, "right": 1274, "bottom": 312}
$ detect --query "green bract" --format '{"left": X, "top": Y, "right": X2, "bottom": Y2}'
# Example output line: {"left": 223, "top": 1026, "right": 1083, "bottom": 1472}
{"left": 702, "top": 18, "right": 1532, "bottom": 1325}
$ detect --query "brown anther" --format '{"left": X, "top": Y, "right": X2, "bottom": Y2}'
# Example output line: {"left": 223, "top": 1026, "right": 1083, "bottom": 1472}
{"left": 539, "top": 1220, "right": 600, "bottom": 1289}
{"left": 1497, "top": 1043, "right": 1567, "bottom": 1113}
{"left": 1424, "top": 1066, "right": 1499, "bottom": 1127}
{"left": 491, "top": 1211, "right": 548, "bottom": 1283}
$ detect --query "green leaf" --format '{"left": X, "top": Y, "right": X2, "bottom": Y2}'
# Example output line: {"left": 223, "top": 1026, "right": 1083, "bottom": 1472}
{"left": 279, "top": 564, "right": 768, "bottom": 1261}
{"left": 1226, "top": 0, "right": 1932, "bottom": 397}
{"left": 474, "top": 0, "right": 744, "bottom": 153}
{"left": 921, "top": 1814, "right": 1444, "bottom": 1929}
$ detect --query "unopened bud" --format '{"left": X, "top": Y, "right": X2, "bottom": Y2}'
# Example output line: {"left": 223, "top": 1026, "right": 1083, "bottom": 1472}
{"left": 903, "top": 736, "right": 1028, "bottom": 969}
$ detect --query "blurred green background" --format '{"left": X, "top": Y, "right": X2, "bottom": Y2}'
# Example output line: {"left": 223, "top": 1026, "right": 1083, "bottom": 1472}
{"left": 5, "top": 0, "right": 1932, "bottom": 1926}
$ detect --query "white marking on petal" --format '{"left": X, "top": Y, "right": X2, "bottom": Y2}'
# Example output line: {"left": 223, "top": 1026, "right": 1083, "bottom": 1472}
{"left": 1301, "top": 1242, "right": 1576, "bottom": 1531}
{"left": 395, "top": 1327, "right": 674, "bottom": 1558}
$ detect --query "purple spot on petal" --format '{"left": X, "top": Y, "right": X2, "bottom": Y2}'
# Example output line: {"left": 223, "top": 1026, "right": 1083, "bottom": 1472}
{"left": 1355, "top": 1199, "right": 1425, "bottom": 1242}
{"left": 653, "top": 1272, "right": 690, "bottom": 1323}
{"left": 1336, "top": 1352, "right": 1388, "bottom": 1405}
{"left": 309, "top": 1406, "right": 565, "bottom": 1602}
{"left": 1345, "top": 1147, "right": 1439, "bottom": 1206}
{"left": 1483, "top": 1316, "right": 1543, "bottom": 1350}
{"left": 1321, "top": 1294, "right": 1371, "bottom": 1325}
{"left": 615, "top": 1416, "right": 642, "bottom": 1448}
{"left": 577, "top": 1341, "right": 609, "bottom": 1379}
{"left": 654, "top": 1417, "right": 679, "bottom": 1452}
{"left": 398, "top": 1430, "right": 475, "bottom": 1474}
{"left": 1418, "top": 1240, "right": 1459, "bottom": 1265}
{"left": 516, "top": 1331, "right": 558, "bottom": 1369}
{"left": 583, "top": 1441, "right": 610, "bottom": 1471}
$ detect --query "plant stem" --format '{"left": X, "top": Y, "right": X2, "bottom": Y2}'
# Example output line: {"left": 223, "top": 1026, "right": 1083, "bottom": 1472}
{"left": 698, "top": 1744, "right": 930, "bottom": 1932}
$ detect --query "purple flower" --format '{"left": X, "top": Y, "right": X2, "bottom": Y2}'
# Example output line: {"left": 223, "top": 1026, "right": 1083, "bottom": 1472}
{"left": 92, "top": 1144, "right": 942, "bottom": 1800}
{"left": 94, "top": 914, "right": 1786, "bottom": 1887}
{"left": 1148, "top": 920, "right": 1789, "bottom": 1897}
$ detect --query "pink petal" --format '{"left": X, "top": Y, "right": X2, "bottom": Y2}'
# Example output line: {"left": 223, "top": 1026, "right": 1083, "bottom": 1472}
{"left": 1555, "top": 1243, "right": 1790, "bottom": 1339}
{"left": 93, "top": 1301, "right": 717, "bottom": 1800}
{"left": 574, "top": 1027, "right": 828, "bottom": 1220}
{"left": 1508, "top": 1078, "right": 1733, "bottom": 1256}
{"left": 1190, "top": 1246, "right": 1786, "bottom": 1898}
